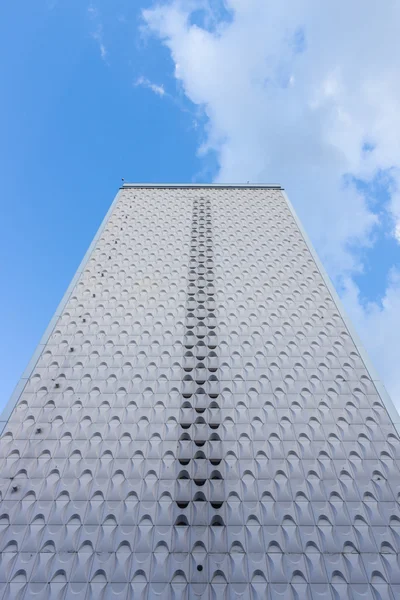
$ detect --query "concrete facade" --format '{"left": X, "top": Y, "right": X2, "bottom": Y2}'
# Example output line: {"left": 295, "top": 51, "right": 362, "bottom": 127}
{"left": 1, "top": 185, "right": 400, "bottom": 599}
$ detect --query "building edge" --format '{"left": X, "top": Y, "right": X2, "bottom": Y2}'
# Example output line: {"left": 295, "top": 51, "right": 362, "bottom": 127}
{"left": 122, "top": 183, "right": 283, "bottom": 189}
{"left": 0, "top": 188, "right": 123, "bottom": 435}
{"left": 281, "top": 189, "right": 400, "bottom": 435}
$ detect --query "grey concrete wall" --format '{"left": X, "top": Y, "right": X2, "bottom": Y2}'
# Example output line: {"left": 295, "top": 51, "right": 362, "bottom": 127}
{"left": 0, "top": 186, "right": 399, "bottom": 599}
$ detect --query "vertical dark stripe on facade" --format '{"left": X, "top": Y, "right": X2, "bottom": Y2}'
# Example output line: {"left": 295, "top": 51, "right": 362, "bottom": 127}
{"left": 176, "top": 195, "right": 224, "bottom": 546}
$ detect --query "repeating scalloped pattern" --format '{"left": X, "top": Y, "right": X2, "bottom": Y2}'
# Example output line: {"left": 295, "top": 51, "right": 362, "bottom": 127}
{"left": 0, "top": 187, "right": 399, "bottom": 599}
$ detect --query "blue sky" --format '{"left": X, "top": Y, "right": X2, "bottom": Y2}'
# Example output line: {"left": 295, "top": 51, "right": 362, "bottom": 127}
{"left": 1, "top": 0, "right": 400, "bottom": 410}
{"left": 0, "top": 0, "right": 203, "bottom": 411}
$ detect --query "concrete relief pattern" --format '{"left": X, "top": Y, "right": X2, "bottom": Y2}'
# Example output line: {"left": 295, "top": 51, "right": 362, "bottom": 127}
{"left": 0, "top": 187, "right": 399, "bottom": 599}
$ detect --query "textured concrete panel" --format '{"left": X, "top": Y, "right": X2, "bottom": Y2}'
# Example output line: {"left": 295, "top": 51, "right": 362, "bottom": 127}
{"left": 0, "top": 185, "right": 399, "bottom": 599}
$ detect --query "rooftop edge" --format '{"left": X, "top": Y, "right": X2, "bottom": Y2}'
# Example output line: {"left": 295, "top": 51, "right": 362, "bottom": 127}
{"left": 121, "top": 183, "right": 283, "bottom": 189}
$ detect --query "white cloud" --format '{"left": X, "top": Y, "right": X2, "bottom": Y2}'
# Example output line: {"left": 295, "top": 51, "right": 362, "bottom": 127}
{"left": 88, "top": 5, "right": 108, "bottom": 62}
{"left": 92, "top": 31, "right": 107, "bottom": 60}
{"left": 135, "top": 76, "right": 166, "bottom": 97}
{"left": 143, "top": 0, "right": 400, "bottom": 406}
{"left": 87, "top": 5, "right": 97, "bottom": 18}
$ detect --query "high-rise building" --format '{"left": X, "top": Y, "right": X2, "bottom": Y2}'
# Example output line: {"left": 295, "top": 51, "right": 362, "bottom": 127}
{"left": 1, "top": 184, "right": 400, "bottom": 600}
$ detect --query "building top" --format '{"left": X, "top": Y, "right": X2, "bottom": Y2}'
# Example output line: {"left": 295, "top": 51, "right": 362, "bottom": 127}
{"left": 121, "top": 182, "right": 283, "bottom": 189}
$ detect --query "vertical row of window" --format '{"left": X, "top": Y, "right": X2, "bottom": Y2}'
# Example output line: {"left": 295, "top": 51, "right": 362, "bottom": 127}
{"left": 176, "top": 197, "right": 224, "bottom": 546}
